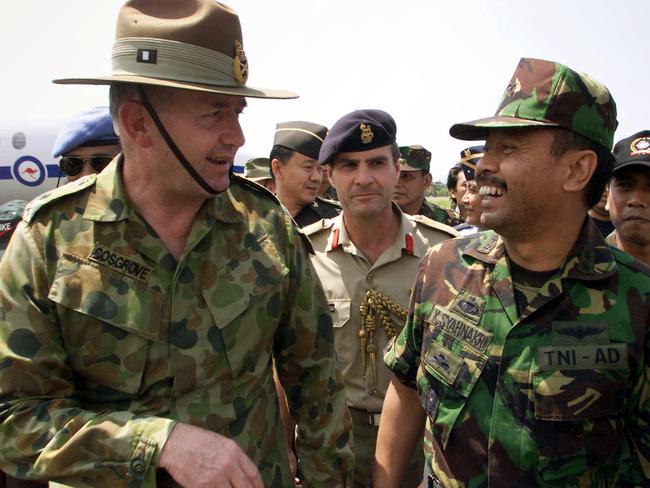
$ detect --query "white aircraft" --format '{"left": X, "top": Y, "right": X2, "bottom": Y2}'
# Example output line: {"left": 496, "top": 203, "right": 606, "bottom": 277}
{"left": 1, "top": 120, "right": 250, "bottom": 204}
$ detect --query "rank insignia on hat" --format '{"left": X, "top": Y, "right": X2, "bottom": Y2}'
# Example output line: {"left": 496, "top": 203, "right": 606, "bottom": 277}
{"left": 136, "top": 48, "right": 157, "bottom": 64}
{"left": 463, "top": 148, "right": 472, "bottom": 159}
{"left": 232, "top": 40, "right": 248, "bottom": 84}
{"left": 504, "top": 77, "right": 521, "bottom": 97}
{"left": 359, "top": 123, "right": 374, "bottom": 144}
{"left": 630, "top": 136, "right": 650, "bottom": 156}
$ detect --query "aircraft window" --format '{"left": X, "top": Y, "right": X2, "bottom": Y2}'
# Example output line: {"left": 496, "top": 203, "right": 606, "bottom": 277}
{"left": 12, "top": 132, "right": 26, "bottom": 150}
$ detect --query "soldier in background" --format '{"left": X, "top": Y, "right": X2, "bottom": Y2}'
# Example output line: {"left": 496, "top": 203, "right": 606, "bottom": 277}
{"left": 0, "top": 200, "right": 27, "bottom": 261}
{"left": 318, "top": 164, "right": 339, "bottom": 201}
{"left": 446, "top": 163, "right": 466, "bottom": 217}
{"left": 0, "top": 1, "right": 353, "bottom": 486}
{"left": 53, "top": 106, "right": 121, "bottom": 184}
{"left": 588, "top": 187, "right": 615, "bottom": 237}
{"left": 304, "top": 109, "right": 457, "bottom": 488}
{"left": 454, "top": 146, "right": 484, "bottom": 235}
{"left": 606, "top": 130, "right": 650, "bottom": 266}
{"left": 375, "top": 57, "right": 650, "bottom": 487}
{"left": 243, "top": 156, "right": 276, "bottom": 193}
{"left": 394, "top": 145, "right": 462, "bottom": 226}
{"left": 270, "top": 121, "right": 341, "bottom": 227}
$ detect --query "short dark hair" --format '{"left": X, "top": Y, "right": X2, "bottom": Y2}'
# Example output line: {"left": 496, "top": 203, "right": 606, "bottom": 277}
{"left": 550, "top": 128, "right": 613, "bottom": 208}
{"left": 268, "top": 145, "right": 294, "bottom": 181}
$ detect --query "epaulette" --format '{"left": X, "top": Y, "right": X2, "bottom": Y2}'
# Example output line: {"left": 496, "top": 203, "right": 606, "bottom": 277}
{"left": 22, "top": 174, "right": 97, "bottom": 224}
{"left": 231, "top": 173, "right": 283, "bottom": 206}
{"left": 315, "top": 196, "right": 342, "bottom": 209}
{"left": 409, "top": 214, "right": 459, "bottom": 238}
{"left": 302, "top": 217, "right": 335, "bottom": 237}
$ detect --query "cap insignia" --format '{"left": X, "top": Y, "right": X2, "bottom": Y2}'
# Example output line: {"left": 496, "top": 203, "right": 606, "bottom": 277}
{"left": 630, "top": 137, "right": 650, "bottom": 156}
{"left": 232, "top": 40, "right": 248, "bottom": 84}
{"left": 463, "top": 149, "right": 472, "bottom": 159}
{"left": 359, "top": 123, "right": 374, "bottom": 144}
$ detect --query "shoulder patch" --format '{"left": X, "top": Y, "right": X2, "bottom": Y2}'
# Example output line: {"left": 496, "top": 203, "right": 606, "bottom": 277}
{"left": 23, "top": 174, "right": 97, "bottom": 224}
{"left": 231, "top": 174, "right": 282, "bottom": 206}
{"left": 301, "top": 217, "right": 334, "bottom": 237}
{"left": 409, "top": 214, "right": 459, "bottom": 238}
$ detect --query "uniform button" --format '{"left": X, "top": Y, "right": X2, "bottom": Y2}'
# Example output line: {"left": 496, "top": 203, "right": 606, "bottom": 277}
{"left": 131, "top": 458, "right": 146, "bottom": 474}
{"left": 366, "top": 273, "right": 373, "bottom": 283}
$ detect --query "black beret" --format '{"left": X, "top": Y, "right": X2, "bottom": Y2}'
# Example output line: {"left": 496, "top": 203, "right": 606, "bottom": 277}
{"left": 273, "top": 121, "right": 328, "bottom": 160}
{"left": 319, "top": 109, "right": 396, "bottom": 165}
{"left": 613, "top": 130, "right": 650, "bottom": 173}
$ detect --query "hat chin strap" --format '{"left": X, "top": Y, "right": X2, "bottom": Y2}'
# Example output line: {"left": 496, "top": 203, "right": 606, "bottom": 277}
{"left": 137, "top": 86, "right": 222, "bottom": 195}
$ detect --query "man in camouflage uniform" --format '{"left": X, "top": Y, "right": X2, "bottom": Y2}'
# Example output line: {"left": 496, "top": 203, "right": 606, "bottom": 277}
{"left": 270, "top": 121, "right": 340, "bottom": 228}
{"left": 0, "top": 1, "right": 354, "bottom": 487}
{"left": 605, "top": 130, "right": 650, "bottom": 266}
{"left": 453, "top": 146, "right": 484, "bottom": 236}
{"left": 375, "top": 57, "right": 650, "bottom": 487}
{"left": 393, "top": 145, "right": 462, "bottom": 226}
{"left": 303, "top": 110, "right": 457, "bottom": 488}
{"left": 243, "top": 156, "right": 276, "bottom": 193}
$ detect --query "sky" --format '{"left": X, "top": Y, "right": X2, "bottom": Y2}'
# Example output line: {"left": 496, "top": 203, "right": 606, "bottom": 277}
{"left": 3, "top": 0, "right": 649, "bottom": 182}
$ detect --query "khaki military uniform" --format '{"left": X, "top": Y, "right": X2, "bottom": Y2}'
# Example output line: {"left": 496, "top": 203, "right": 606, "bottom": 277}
{"left": 294, "top": 196, "right": 341, "bottom": 228}
{"left": 0, "top": 157, "right": 354, "bottom": 487}
{"left": 303, "top": 208, "right": 457, "bottom": 487}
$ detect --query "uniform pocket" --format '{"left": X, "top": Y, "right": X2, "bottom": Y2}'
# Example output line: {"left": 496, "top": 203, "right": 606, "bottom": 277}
{"left": 328, "top": 298, "right": 351, "bottom": 329}
{"left": 421, "top": 333, "right": 488, "bottom": 449}
{"left": 533, "top": 367, "right": 629, "bottom": 481}
{"left": 202, "top": 234, "right": 288, "bottom": 378}
{"left": 48, "top": 253, "right": 161, "bottom": 396}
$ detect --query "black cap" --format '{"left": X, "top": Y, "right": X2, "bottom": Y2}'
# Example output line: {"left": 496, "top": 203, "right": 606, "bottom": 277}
{"left": 319, "top": 109, "right": 396, "bottom": 165}
{"left": 273, "top": 121, "right": 328, "bottom": 160}
{"left": 458, "top": 145, "right": 484, "bottom": 181}
{"left": 613, "top": 130, "right": 650, "bottom": 173}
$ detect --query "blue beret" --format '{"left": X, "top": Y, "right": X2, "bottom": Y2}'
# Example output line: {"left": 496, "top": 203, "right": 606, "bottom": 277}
{"left": 319, "top": 109, "right": 396, "bottom": 165}
{"left": 52, "top": 106, "right": 119, "bottom": 158}
{"left": 458, "top": 145, "right": 484, "bottom": 181}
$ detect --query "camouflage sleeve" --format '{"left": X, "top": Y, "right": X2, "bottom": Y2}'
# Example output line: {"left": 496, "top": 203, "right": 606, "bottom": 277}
{"left": 621, "top": 312, "right": 650, "bottom": 484}
{"left": 384, "top": 245, "right": 439, "bottom": 389}
{"left": 272, "top": 218, "right": 354, "bottom": 488}
{"left": 0, "top": 223, "right": 175, "bottom": 485}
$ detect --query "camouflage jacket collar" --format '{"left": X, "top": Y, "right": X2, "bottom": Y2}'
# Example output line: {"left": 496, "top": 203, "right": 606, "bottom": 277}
{"left": 463, "top": 218, "right": 618, "bottom": 282}
{"left": 84, "top": 155, "right": 241, "bottom": 226}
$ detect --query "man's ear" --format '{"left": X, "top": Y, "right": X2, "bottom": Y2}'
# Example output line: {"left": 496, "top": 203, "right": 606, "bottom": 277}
{"left": 424, "top": 172, "right": 432, "bottom": 187}
{"left": 271, "top": 158, "right": 282, "bottom": 179}
{"left": 118, "top": 101, "right": 153, "bottom": 148}
{"left": 562, "top": 149, "right": 598, "bottom": 193}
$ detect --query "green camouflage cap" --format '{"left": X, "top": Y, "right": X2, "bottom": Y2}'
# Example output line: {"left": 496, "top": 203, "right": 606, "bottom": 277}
{"left": 243, "top": 157, "right": 272, "bottom": 182}
{"left": 399, "top": 145, "right": 431, "bottom": 172}
{"left": 450, "top": 57, "right": 618, "bottom": 150}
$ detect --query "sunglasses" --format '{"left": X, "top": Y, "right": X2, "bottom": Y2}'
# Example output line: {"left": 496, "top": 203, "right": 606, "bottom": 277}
{"left": 59, "top": 155, "right": 113, "bottom": 177}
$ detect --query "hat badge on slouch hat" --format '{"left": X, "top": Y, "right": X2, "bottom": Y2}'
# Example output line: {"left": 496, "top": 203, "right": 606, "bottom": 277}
{"left": 53, "top": 0, "right": 296, "bottom": 99}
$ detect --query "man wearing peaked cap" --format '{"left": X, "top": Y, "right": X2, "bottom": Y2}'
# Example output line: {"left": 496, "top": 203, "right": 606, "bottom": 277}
{"left": 243, "top": 156, "right": 275, "bottom": 193}
{"left": 52, "top": 106, "right": 121, "bottom": 183}
{"left": 304, "top": 109, "right": 458, "bottom": 488}
{"left": 393, "top": 145, "right": 462, "bottom": 226}
{"left": 270, "top": 121, "right": 341, "bottom": 227}
{"left": 606, "top": 130, "right": 650, "bottom": 266}
{"left": 453, "top": 145, "right": 485, "bottom": 236}
{"left": 377, "top": 58, "right": 650, "bottom": 487}
{"left": 0, "top": 1, "right": 354, "bottom": 487}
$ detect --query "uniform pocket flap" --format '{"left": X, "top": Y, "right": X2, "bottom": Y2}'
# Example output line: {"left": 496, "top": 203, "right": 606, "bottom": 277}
{"left": 202, "top": 234, "right": 289, "bottom": 329}
{"left": 48, "top": 252, "right": 162, "bottom": 341}
{"left": 328, "top": 298, "right": 351, "bottom": 328}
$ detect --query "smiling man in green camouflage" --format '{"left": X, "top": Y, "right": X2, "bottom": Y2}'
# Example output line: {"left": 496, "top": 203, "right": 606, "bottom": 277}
{"left": 0, "top": 1, "right": 353, "bottom": 487}
{"left": 375, "top": 58, "right": 650, "bottom": 487}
